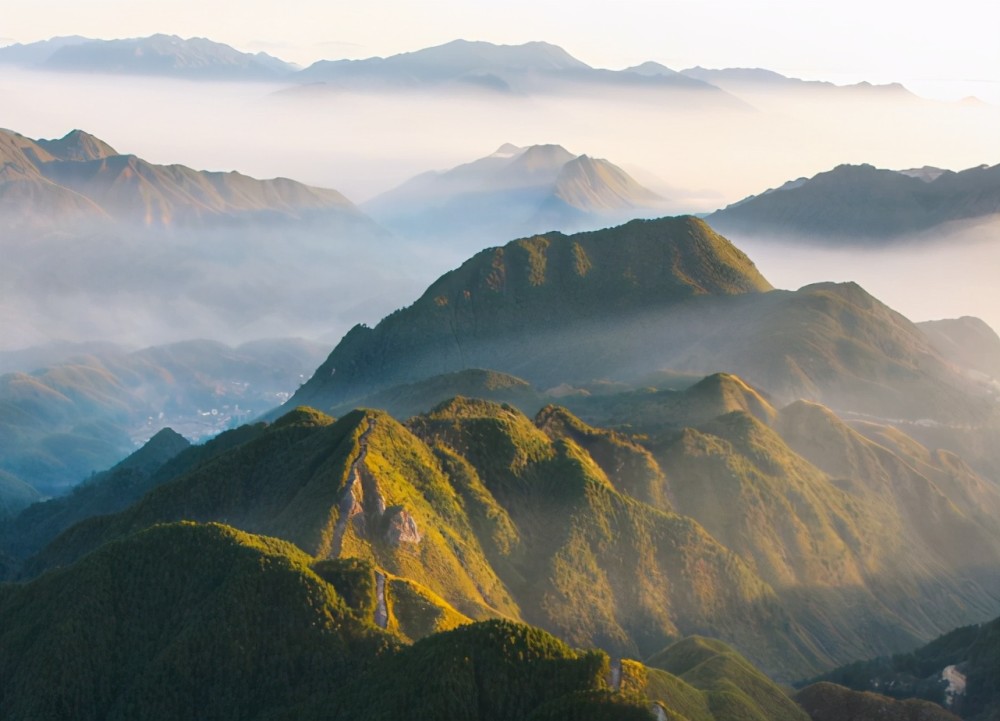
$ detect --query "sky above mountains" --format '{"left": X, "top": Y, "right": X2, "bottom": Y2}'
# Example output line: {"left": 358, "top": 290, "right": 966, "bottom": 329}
{"left": 4, "top": 0, "right": 999, "bottom": 102}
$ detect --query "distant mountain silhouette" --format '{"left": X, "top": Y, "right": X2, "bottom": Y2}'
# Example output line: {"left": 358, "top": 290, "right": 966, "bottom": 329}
{"left": 0, "top": 34, "right": 296, "bottom": 80}
{"left": 0, "top": 126, "right": 419, "bottom": 351}
{"left": 708, "top": 162, "right": 1000, "bottom": 242}
{"left": 363, "top": 143, "right": 669, "bottom": 248}
{"left": 292, "top": 39, "right": 737, "bottom": 100}
{"left": 0, "top": 127, "right": 364, "bottom": 230}
{"left": 679, "top": 66, "right": 916, "bottom": 98}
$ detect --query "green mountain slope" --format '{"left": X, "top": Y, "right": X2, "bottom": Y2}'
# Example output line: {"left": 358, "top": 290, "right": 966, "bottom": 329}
{"left": 645, "top": 636, "right": 809, "bottom": 721}
{"left": 28, "top": 407, "right": 518, "bottom": 620}
{"left": 1, "top": 426, "right": 192, "bottom": 561}
{"left": 5, "top": 517, "right": 813, "bottom": 721}
{"left": 26, "top": 382, "right": 1000, "bottom": 681}
{"left": 0, "top": 522, "right": 395, "bottom": 721}
{"left": 291, "top": 216, "right": 772, "bottom": 408}
{"left": 407, "top": 398, "right": 819, "bottom": 674}
{"left": 286, "top": 217, "right": 983, "bottom": 424}
{"left": 795, "top": 683, "right": 960, "bottom": 721}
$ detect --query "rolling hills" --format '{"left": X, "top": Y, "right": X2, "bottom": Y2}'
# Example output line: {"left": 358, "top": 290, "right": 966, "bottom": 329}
{"left": 15, "top": 385, "right": 1000, "bottom": 682}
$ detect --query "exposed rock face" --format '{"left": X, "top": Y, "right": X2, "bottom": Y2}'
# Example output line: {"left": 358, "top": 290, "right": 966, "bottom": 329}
{"left": 384, "top": 506, "right": 422, "bottom": 546}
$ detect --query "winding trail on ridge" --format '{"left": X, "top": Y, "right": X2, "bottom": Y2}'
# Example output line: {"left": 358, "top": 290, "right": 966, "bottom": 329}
{"left": 329, "top": 417, "right": 377, "bottom": 559}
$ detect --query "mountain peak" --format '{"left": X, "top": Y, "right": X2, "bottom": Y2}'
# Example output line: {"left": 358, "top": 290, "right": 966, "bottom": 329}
{"left": 552, "top": 155, "right": 665, "bottom": 211}
{"left": 288, "top": 216, "right": 773, "bottom": 408}
{"left": 491, "top": 142, "right": 523, "bottom": 158}
{"left": 625, "top": 61, "right": 678, "bottom": 77}
{"left": 37, "top": 129, "right": 119, "bottom": 162}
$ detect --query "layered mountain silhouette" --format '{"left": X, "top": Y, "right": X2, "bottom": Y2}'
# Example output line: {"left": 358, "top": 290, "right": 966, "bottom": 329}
{"left": 708, "top": 162, "right": 1000, "bottom": 242}
{"left": 286, "top": 216, "right": 988, "bottom": 422}
{"left": 363, "top": 143, "right": 669, "bottom": 247}
{"left": 678, "top": 66, "right": 916, "bottom": 99}
{"left": 917, "top": 317, "right": 1000, "bottom": 380}
{"left": 0, "top": 34, "right": 297, "bottom": 80}
{"left": 292, "top": 39, "right": 739, "bottom": 102}
{"left": 0, "top": 126, "right": 422, "bottom": 351}
{"left": 0, "top": 128, "right": 364, "bottom": 230}
{"left": 0, "top": 337, "right": 325, "bottom": 493}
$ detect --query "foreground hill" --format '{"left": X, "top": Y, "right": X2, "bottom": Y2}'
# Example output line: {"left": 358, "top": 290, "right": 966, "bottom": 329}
{"left": 286, "top": 216, "right": 986, "bottom": 422}
{"left": 21, "top": 391, "right": 1000, "bottom": 680}
{"left": 2, "top": 518, "right": 829, "bottom": 720}
{"left": 363, "top": 143, "right": 668, "bottom": 248}
{"left": 707, "top": 162, "right": 1000, "bottom": 243}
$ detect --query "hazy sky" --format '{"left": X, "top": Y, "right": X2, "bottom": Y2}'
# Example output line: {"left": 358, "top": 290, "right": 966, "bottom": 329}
{"left": 4, "top": 0, "right": 1000, "bottom": 100}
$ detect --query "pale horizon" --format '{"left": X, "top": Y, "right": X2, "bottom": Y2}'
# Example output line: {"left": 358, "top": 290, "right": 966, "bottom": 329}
{"left": 3, "top": 0, "right": 1000, "bottom": 103}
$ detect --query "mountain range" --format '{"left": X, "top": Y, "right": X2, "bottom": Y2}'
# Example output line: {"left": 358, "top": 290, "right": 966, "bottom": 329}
{"left": 363, "top": 143, "right": 669, "bottom": 249}
{"left": 1, "top": 34, "right": 925, "bottom": 109}
{"left": 2, "top": 207, "right": 1000, "bottom": 718}
{"left": 707, "top": 162, "right": 1000, "bottom": 242}
{"left": 0, "top": 33, "right": 297, "bottom": 80}
{"left": 677, "top": 66, "right": 916, "bottom": 98}
{"left": 9, "top": 371, "right": 1000, "bottom": 684}
{"left": 0, "top": 126, "right": 424, "bottom": 351}
{"left": 290, "top": 39, "right": 742, "bottom": 102}
{"left": 286, "top": 215, "right": 990, "bottom": 424}
{"left": 0, "top": 127, "right": 364, "bottom": 230}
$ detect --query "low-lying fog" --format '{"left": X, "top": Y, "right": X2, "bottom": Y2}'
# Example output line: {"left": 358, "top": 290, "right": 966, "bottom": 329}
{"left": 3, "top": 67, "right": 1000, "bottom": 351}
{"left": 735, "top": 217, "right": 1000, "bottom": 333}
{"left": 4, "top": 68, "right": 997, "bottom": 207}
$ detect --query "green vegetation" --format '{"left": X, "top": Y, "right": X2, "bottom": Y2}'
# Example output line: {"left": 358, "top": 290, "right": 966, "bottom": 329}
{"left": 19, "top": 378, "right": 1000, "bottom": 685}
{"left": 796, "top": 682, "right": 962, "bottom": 721}
{"left": 0, "top": 522, "right": 395, "bottom": 720}
{"left": 290, "top": 216, "right": 773, "bottom": 410}
{"left": 810, "top": 616, "right": 1000, "bottom": 719}
{"left": 646, "top": 636, "right": 809, "bottom": 721}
